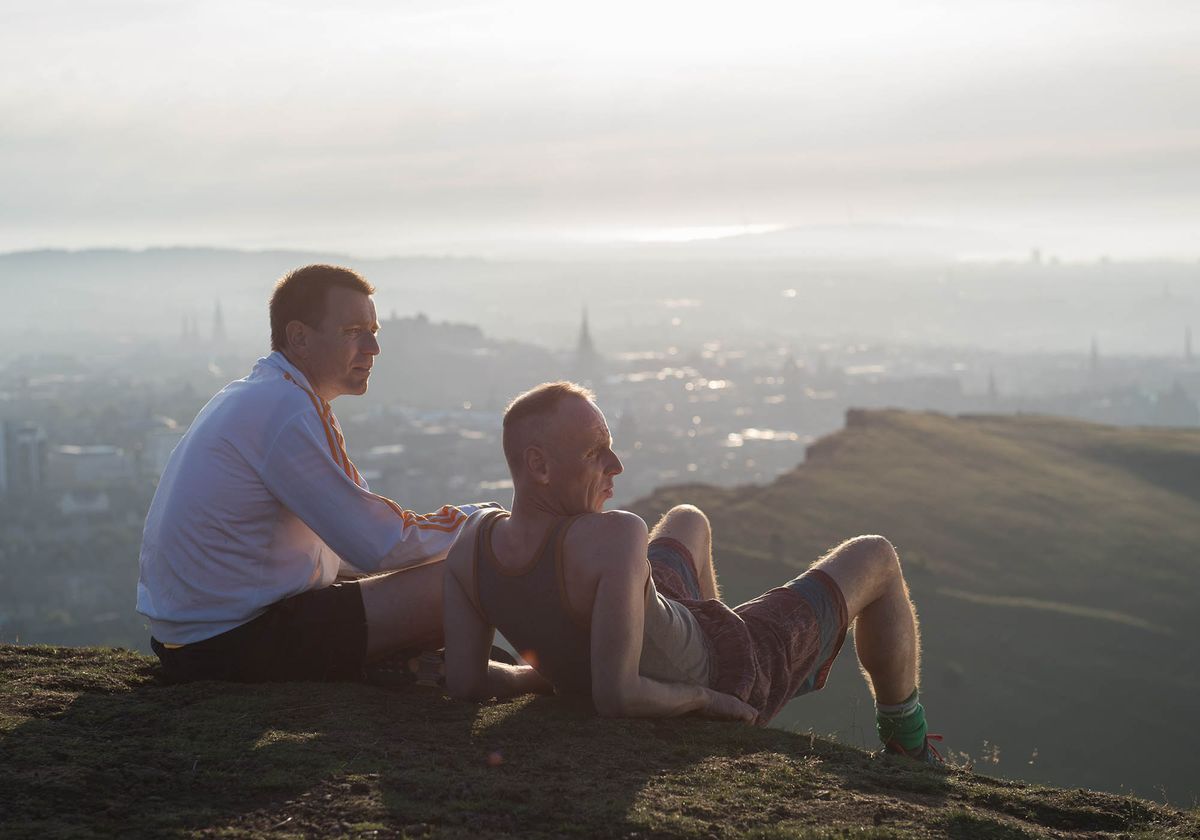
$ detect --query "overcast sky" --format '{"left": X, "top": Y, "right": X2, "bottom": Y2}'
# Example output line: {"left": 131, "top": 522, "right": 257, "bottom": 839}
{"left": 2, "top": 0, "right": 1197, "bottom": 258}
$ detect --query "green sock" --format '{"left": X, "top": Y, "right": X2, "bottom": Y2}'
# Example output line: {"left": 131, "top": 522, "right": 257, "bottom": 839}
{"left": 876, "top": 688, "right": 927, "bottom": 752}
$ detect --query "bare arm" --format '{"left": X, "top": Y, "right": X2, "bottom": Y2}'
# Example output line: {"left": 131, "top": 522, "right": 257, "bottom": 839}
{"left": 587, "top": 514, "right": 755, "bottom": 722}
{"left": 443, "top": 522, "right": 553, "bottom": 702}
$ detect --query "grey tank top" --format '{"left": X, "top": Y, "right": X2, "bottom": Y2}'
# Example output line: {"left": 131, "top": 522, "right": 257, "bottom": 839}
{"left": 472, "top": 510, "right": 711, "bottom": 697}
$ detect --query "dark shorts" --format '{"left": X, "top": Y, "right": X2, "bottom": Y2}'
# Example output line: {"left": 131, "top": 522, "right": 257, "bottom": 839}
{"left": 150, "top": 581, "right": 368, "bottom": 684}
{"left": 648, "top": 536, "right": 849, "bottom": 725}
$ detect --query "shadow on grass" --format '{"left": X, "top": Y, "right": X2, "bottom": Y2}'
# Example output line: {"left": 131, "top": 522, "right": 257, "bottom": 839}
{"left": 0, "top": 646, "right": 479, "bottom": 835}
{"left": 412, "top": 694, "right": 955, "bottom": 836}
{"left": 0, "top": 650, "right": 954, "bottom": 837}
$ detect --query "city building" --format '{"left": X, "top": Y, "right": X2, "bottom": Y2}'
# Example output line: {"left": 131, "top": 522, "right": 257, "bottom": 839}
{"left": 4, "top": 421, "right": 48, "bottom": 494}
{"left": 49, "top": 445, "right": 133, "bottom": 487}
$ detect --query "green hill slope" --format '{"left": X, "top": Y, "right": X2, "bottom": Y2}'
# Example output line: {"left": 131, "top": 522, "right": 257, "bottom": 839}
{"left": 2, "top": 645, "right": 1196, "bottom": 839}
{"left": 632, "top": 410, "right": 1200, "bottom": 804}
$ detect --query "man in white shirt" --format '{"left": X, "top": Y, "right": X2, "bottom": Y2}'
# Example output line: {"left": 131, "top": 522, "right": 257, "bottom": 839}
{"left": 137, "top": 264, "right": 496, "bottom": 682}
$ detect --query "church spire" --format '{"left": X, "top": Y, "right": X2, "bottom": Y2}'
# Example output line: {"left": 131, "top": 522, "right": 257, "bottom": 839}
{"left": 575, "top": 306, "right": 602, "bottom": 383}
{"left": 578, "top": 307, "right": 595, "bottom": 356}
{"left": 212, "top": 299, "right": 227, "bottom": 345}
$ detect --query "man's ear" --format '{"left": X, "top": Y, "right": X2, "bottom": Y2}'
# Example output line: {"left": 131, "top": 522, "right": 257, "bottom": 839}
{"left": 525, "top": 445, "right": 550, "bottom": 485}
{"left": 285, "top": 320, "right": 309, "bottom": 357}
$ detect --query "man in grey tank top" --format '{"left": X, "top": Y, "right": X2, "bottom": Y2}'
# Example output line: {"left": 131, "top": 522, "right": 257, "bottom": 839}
{"left": 443, "top": 382, "right": 941, "bottom": 763}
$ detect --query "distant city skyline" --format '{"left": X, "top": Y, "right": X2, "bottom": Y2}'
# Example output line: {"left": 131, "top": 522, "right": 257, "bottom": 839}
{"left": 2, "top": 0, "right": 1198, "bottom": 260}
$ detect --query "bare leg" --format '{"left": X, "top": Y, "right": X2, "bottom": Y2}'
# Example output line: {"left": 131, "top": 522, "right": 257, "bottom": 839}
{"left": 811, "top": 535, "right": 919, "bottom": 706}
{"left": 649, "top": 504, "right": 720, "bottom": 600}
{"left": 358, "top": 560, "right": 445, "bottom": 662}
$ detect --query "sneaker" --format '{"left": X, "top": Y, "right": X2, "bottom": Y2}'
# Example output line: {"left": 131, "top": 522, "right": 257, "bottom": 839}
{"left": 883, "top": 734, "right": 945, "bottom": 766}
{"left": 363, "top": 649, "right": 424, "bottom": 688}
{"left": 412, "top": 650, "right": 445, "bottom": 688}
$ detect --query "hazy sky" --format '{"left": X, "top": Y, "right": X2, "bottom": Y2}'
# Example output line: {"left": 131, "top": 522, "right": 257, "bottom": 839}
{"left": 2, "top": 0, "right": 1198, "bottom": 258}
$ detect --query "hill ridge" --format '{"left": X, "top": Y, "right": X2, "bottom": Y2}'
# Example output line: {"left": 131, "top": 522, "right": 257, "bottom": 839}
{"left": 631, "top": 409, "right": 1200, "bottom": 802}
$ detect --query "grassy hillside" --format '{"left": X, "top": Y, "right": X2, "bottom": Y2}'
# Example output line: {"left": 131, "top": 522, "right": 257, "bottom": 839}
{"left": 632, "top": 410, "right": 1200, "bottom": 804}
{"left": 2, "top": 645, "right": 1197, "bottom": 839}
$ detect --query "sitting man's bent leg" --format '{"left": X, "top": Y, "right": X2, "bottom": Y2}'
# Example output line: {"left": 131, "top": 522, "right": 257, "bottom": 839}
{"left": 152, "top": 580, "right": 369, "bottom": 683}
{"left": 154, "top": 563, "right": 447, "bottom": 683}
{"left": 359, "top": 560, "right": 445, "bottom": 662}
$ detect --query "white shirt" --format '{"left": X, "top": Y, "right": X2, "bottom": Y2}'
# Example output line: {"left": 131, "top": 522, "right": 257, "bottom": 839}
{"left": 136, "top": 351, "right": 491, "bottom": 645}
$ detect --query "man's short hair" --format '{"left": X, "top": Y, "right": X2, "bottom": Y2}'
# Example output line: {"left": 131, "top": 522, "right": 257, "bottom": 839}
{"left": 502, "top": 381, "right": 596, "bottom": 474}
{"left": 269, "top": 264, "right": 375, "bottom": 352}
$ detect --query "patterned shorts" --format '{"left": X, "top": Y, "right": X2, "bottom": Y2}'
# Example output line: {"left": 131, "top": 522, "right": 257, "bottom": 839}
{"left": 648, "top": 536, "right": 849, "bottom": 725}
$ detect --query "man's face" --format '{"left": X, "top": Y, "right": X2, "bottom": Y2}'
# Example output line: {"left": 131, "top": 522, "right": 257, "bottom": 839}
{"left": 298, "top": 286, "right": 380, "bottom": 401}
{"left": 545, "top": 396, "right": 624, "bottom": 514}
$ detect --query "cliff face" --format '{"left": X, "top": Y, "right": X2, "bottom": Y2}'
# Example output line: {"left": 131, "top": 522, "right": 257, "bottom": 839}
{"left": 2, "top": 645, "right": 1196, "bottom": 839}
{"left": 632, "top": 410, "right": 1200, "bottom": 802}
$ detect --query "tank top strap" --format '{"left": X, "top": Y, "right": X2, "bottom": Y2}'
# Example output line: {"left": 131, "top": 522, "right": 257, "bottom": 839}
{"left": 550, "top": 513, "right": 586, "bottom": 552}
{"left": 552, "top": 513, "right": 590, "bottom": 629}
{"left": 469, "top": 508, "right": 509, "bottom": 615}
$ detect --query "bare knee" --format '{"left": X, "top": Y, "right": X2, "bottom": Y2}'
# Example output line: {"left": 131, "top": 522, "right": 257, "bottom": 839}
{"left": 667, "top": 504, "right": 710, "bottom": 531}
{"left": 815, "top": 534, "right": 904, "bottom": 619}
{"left": 848, "top": 534, "right": 900, "bottom": 576}
{"left": 848, "top": 534, "right": 897, "bottom": 561}
{"left": 652, "top": 504, "right": 711, "bottom": 539}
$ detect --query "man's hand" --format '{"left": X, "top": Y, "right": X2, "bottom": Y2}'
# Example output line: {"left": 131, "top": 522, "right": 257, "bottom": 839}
{"left": 699, "top": 688, "right": 757, "bottom": 723}
{"left": 491, "top": 662, "right": 555, "bottom": 697}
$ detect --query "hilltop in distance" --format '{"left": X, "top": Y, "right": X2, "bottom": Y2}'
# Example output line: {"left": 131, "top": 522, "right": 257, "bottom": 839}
{"left": 633, "top": 409, "right": 1200, "bottom": 803}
